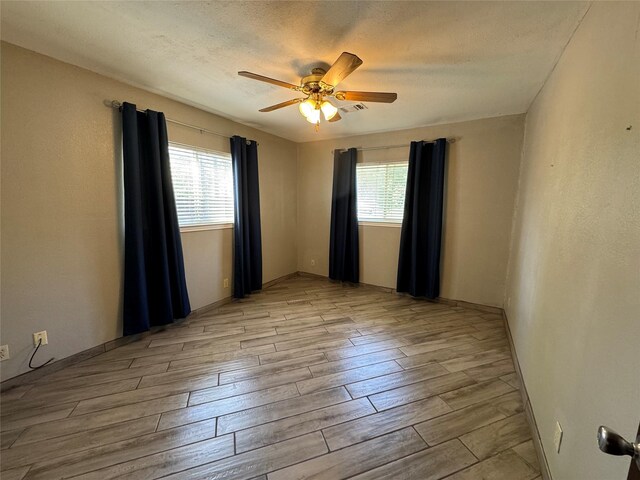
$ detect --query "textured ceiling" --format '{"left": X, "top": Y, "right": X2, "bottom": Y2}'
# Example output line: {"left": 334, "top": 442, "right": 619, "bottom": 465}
{"left": 1, "top": 1, "right": 588, "bottom": 142}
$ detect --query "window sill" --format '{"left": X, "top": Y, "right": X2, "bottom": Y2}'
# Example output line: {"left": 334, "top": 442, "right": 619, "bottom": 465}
{"left": 180, "top": 223, "right": 233, "bottom": 233}
{"left": 358, "top": 221, "right": 403, "bottom": 228}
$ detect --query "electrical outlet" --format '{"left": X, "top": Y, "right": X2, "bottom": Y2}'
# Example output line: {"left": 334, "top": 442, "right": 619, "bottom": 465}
{"left": 553, "top": 421, "right": 563, "bottom": 453}
{"left": 223, "top": 278, "right": 229, "bottom": 288}
{"left": 311, "top": 259, "right": 316, "bottom": 266}
{"left": 33, "top": 331, "right": 48, "bottom": 346}
{"left": 0, "top": 345, "right": 9, "bottom": 361}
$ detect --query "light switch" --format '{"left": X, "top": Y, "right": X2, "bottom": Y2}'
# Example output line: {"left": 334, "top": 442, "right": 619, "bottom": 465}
{"left": 554, "top": 421, "right": 563, "bottom": 453}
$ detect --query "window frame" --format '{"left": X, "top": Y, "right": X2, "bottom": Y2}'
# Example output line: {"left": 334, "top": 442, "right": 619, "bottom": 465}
{"left": 168, "top": 142, "right": 235, "bottom": 233}
{"left": 356, "top": 160, "right": 408, "bottom": 226}
{"left": 358, "top": 221, "right": 403, "bottom": 228}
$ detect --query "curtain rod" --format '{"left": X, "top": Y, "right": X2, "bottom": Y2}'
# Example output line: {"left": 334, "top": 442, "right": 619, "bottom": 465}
{"left": 108, "top": 100, "right": 233, "bottom": 141}
{"left": 331, "top": 138, "right": 455, "bottom": 155}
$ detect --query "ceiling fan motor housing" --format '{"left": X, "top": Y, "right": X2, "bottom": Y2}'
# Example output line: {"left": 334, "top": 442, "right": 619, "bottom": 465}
{"left": 301, "top": 68, "right": 331, "bottom": 95}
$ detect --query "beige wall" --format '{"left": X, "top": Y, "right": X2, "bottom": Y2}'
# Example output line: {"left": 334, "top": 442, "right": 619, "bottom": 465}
{"left": 505, "top": 4, "right": 640, "bottom": 479}
{"left": 0, "top": 43, "right": 298, "bottom": 381}
{"left": 297, "top": 115, "right": 525, "bottom": 307}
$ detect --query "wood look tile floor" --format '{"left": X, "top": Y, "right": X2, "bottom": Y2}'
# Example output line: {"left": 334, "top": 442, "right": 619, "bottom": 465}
{"left": 0, "top": 276, "right": 542, "bottom": 480}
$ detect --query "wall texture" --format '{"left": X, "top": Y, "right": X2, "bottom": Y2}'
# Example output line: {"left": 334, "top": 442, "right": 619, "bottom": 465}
{"left": 297, "top": 115, "right": 525, "bottom": 307}
{"left": 1, "top": 43, "right": 298, "bottom": 381}
{"left": 505, "top": 4, "right": 640, "bottom": 479}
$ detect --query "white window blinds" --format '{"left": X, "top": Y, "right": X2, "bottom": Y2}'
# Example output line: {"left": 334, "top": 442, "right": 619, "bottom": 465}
{"left": 356, "top": 162, "right": 409, "bottom": 223}
{"left": 168, "top": 143, "right": 234, "bottom": 227}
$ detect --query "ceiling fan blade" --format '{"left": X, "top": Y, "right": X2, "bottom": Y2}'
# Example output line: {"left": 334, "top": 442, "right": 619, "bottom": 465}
{"left": 319, "top": 52, "right": 363, "bottom": 88}
{"left": 238, "top": 71, "right": 300, "bottom": 91}
{"left": 259, "top": 98, "right": 304, "bottom": 112}
{"left": 328, "top": 112, "right": 342, "bottom": 123}
{"left": 334, "top": 91, "right": 397, "bottom": 103}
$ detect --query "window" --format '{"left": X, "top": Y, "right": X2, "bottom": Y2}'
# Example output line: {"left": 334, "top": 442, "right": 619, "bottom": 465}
{"left": 356, "top": 162, "right": 408, "bottom": 223}
{"left": 168, "top": 143, "right": 234, "bottom": 228}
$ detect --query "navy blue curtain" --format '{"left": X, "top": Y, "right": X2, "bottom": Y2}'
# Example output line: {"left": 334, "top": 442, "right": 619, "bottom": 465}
{"left": 329, "top": 148, "right": 359, "bottom": 283}
{"left": 397, "top": 139, "right": 447, "bottom": 299}
{"left": 230, "top": 135, "right": 262, "bottom": 298}
{"left": 121, "top": 102, "right": 191, "bottom": 335}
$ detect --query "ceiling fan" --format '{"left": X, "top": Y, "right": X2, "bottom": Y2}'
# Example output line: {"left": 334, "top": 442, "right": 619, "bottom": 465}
{"left": 238, "top": 52, "right": 397, "bottom": 130}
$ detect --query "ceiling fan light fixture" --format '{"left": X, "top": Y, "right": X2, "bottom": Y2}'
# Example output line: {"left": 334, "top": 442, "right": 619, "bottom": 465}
{"left": 305, "top": 108, "right": 321, "bottom": 124}
{"left": 298, "top": 98, "right": 317, "bottom": 118}
{"left": 320, "top": 100, "right": 338, "bottom": 121}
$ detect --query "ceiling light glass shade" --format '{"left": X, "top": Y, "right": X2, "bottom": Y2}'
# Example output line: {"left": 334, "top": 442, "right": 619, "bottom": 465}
{"left": 298, "top": 98, "right": 317, "bottom": 118}
{"left": 321, "top": 101, "right": 338, "bottom": 120}
{"left": 305, "top": 108, "right": 321, "bottom": 124}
